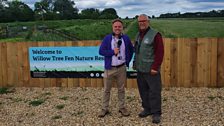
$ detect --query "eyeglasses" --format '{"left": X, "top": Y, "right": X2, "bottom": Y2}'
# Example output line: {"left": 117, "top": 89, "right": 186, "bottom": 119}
{"left": 138, "top": 20, "right": 147, "bottom": 23}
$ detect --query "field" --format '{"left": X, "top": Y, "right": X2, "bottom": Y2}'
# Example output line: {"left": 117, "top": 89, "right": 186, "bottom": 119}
{"left": 0, "top": 17, "right": 224, "bottom": 42}
{"left": 0, "top": 19, "right": 132, "bottom": 42}
{"left": 151, "top": 18, "right": 224, "bottom": 38}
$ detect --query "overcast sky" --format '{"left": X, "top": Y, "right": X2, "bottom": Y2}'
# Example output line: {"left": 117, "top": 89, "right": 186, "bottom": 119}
{"left": 21, "top": 0, "right": 224, "bottom": 18}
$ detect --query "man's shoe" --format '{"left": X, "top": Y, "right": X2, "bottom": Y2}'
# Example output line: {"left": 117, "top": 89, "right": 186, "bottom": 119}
{"left": 138, "top": 110, "right": 152, "bottom": 118}
{"left": 119, "top": 108, "right": 130, "bottom": 117}
{"left": 98, "top": 109, "right": 109, "bottom": 118}
{"left": 152, "top": 115, "right": 161, "bottom": 124}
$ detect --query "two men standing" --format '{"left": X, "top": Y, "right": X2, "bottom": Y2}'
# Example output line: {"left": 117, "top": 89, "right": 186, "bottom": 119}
{"left": 99, "top": 14, "right": 164, "bottom": 124}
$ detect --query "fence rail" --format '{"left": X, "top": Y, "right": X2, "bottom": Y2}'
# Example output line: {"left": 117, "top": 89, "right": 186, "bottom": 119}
{"left": 0, "top": 38, "right": 224, "bottom": 88}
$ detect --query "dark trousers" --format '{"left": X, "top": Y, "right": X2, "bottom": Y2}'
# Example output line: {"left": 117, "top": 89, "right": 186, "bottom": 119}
{"left": 137, "top": 72, "right": 162, "bottom": 115}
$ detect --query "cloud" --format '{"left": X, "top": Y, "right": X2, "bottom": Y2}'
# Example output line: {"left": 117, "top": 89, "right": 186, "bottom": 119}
{"left": 76, "top": 0, "right": 105, "bottom": 9}
{"left": 20, "top": 0, "right": 224, "bottom": 18}
{"left": 21, "top": 0, "right": 39, "bottom": 5}
{"left": 105, "top": 0, "right": 123, "bottom": 7}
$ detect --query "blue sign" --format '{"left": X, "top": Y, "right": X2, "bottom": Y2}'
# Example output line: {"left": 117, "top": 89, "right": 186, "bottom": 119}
{"left": 29, "top": 46, "right": 136, "bottom": 78}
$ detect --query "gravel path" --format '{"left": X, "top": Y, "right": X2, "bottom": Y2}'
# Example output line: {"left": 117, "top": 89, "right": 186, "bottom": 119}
{"left": 0, "top": 87, "right": 223, "bottom": 126}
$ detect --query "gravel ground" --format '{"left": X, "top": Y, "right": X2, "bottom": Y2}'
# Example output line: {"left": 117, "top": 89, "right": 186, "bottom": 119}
{"left": 0, "top": 87, "right": 223, "bottom": 126}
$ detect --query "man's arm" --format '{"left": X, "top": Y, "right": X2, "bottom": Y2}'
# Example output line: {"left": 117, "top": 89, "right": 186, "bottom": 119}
{"left": 99, "top": 36, "right": 115, "bottom": 57}
{"left": 151, "top": 33, "right": 164, "bottom": 73}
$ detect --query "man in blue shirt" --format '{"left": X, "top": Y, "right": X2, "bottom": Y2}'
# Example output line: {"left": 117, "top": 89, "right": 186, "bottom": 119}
{"left": 98, "top": 19, "right": 134, "bottom": 117}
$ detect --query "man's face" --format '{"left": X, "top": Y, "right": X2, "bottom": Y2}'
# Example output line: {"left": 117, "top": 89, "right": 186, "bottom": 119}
{"left": 138, "top": 16, "right": 149, "bottom": 30}
{"left": 112, "top": 21, "right": 123, "bottom": 35}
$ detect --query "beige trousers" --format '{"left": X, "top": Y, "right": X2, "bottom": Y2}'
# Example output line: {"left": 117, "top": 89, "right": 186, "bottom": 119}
{"left": 102, "top": 65, "right": 127, "bottom": 110}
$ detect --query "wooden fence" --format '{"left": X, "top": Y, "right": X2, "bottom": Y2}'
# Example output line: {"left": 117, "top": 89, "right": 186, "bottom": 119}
{"left": 0, "top": 38, "right": 224, "bottom": 88}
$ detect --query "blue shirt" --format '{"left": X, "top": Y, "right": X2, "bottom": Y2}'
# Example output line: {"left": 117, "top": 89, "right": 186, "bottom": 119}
{"left": 111, "top": 36, "right": 126, "bottom": 66}
{"left": 99, "top": 34, "right": 134, "bottom": 70}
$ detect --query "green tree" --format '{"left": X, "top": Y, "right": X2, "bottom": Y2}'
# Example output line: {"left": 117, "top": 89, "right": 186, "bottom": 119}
{"left": 34, "top": 0, "right": 58, "bottom": 20}
{"left": 80, "top": 8, "right": 100, "bottom": 19}
{"left": 53, "top": 0, "right": 78, "bottom": 20}
{"left": 99, "top": 8, "right": 118, "bottom": 19}
{"left": 220, "top": 10, "right": 224, "bottom": 16}
{"left": 0, "top": 0, "right": 11, "bottom": 22}
{"left": 8, "top": 0, "right": 34, "bottom": 21}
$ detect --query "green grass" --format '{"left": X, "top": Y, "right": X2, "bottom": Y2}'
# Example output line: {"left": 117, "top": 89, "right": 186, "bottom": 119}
{"left": 207, "top": 96, "right": 216, "bottom": 101}
{"left": 55, "top": 104, "right": 65, "bottom": 110}
{"left": 128, "top": 17, "right": 224, "bottom": 38}
{"left": 51, "top": 115, "right": 62, "bottom": 120}
{"left": 71, "top": 111, "right": 85, "bottom": 116}
{"left": 29, "top": 31, "right": 68, "bottom": 41}
{"left": 0, "top": 38, "right": 25, "bottom": 42}
{"left": 126, "top": 20, "right": 138, "bottom": 40}
{"left": 1, "top": 18, "right": 224, "bottom": 42}
{"left": 0, "top": 87, "right": 15, "bottom": 94}
{"left": 0, "top": 87, "right": 9, "bottom": 94}
{"left": 0, "top": 31, "right": 67, "bottom": 42}
{"left": 151, "top": 18, "right": 224, "bottom": 38}
{"left": 0, "top": 19, "right": 133, "bottom": 41}
{"left": 29, "top": 99, "right": 45, "bottom": 106}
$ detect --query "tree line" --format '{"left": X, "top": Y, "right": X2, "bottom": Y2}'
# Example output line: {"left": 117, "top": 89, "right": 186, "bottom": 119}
{"left": 0, "top": 0, "right": 118, "bottom": 23}
{"left": 1, "top": 0, "right": 224, "bottom": 23}
{"left": 159, "top": 10, "right": 224, "bottom": 18}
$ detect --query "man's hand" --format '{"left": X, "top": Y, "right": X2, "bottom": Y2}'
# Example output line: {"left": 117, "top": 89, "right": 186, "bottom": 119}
{"left": 150, "top": 69, "right": 158, "bottom": 75}
{"left": 114, "top": 48, "right": 119, "bottom": 55}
